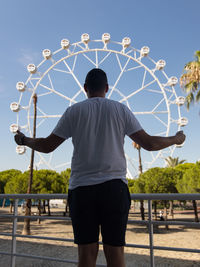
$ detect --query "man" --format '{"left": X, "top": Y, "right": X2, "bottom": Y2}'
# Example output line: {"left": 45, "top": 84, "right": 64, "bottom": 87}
{"left": 15, "top": 68, "right": 185, "bottom": 267}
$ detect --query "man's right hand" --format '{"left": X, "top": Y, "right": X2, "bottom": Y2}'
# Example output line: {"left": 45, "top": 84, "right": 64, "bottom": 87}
{"left": 175, "top": 131, "right": 186, "bottom": 145}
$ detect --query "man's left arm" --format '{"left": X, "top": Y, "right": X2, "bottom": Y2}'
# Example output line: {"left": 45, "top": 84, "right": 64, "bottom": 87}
{"left": 14, "top": 131, "right": 65, "bottom": 153}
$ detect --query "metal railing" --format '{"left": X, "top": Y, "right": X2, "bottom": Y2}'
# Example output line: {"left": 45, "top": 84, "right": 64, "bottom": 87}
{"left": 0, "top": 193, "right": 200, "bottom": 267}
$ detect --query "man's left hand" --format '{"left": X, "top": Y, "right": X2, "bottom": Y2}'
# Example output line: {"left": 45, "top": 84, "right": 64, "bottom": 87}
{"left": 15, "top": 131, "right": 26, "bottom": 145}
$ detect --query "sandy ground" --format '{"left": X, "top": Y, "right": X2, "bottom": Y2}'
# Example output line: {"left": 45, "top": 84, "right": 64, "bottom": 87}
{"left": 0, "top": 206, "right": 200, "bottom": 267}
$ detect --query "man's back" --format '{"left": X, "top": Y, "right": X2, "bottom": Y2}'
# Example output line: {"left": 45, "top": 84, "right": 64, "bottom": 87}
{"left": 53, "top": 97, "right": 142, "bottom": 189}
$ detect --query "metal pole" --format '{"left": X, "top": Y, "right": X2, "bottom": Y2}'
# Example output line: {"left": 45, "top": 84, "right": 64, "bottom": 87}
{"left": 11, "top": 199, "right": 18, "bottom": 267}
{"left": 148, "top": 200, "right": 155, "bottom": 267}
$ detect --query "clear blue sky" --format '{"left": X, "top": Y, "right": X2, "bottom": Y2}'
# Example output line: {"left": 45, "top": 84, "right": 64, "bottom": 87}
{"left": 0, "top": 0, "right": 200, "bottom": 173}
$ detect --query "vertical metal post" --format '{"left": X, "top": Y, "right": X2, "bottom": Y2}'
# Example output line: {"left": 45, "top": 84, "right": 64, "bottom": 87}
{"left": 148, "top": 200, "right": 154, "bottom": 267}
{"left": 11, "top": 199, "right": 18, "bottom": 267}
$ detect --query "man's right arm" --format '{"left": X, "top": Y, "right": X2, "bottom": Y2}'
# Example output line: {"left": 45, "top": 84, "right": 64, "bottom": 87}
{"left": 129, "top": 130, "right": 186, "bottom": 151}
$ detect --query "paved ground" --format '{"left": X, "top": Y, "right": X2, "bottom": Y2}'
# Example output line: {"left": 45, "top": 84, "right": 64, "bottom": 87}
{"left": 0, "top": 206, "right": 200, "bottom": 267}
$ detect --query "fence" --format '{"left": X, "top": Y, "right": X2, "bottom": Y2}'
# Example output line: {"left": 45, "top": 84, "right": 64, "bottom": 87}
{"left": 0, "top": 193, "right": 200, "bottom": 267}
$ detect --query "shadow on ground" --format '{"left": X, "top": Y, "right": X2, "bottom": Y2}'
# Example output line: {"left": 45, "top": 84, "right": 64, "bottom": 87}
{"left": 0, "top": 238, "right": 200, "bottom": 267}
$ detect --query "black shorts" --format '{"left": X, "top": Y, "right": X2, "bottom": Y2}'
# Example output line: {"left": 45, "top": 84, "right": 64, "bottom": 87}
{"left": 68, "top": 179, "right": 131, "bottom": 246}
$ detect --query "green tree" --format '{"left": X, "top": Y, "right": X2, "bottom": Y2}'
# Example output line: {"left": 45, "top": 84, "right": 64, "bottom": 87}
{"left": 33, "top": 169, "right": 65, "bottom": 216}
{"left": 140, "top": 167, "right": 178, "bottom": 228}
{"left": 162, "top": 168, "right": 183, "bottom": 218}
{"left": 165, "top": 156, "right": 186, "bottom": 168}
{"left": 180, "top": 50, "right": 200, "bottom": 109}
{"left": 176, "top": 164, "right": 200, "bottom": 222}
{"left": 4, "top": 173, "right": 27, "bottom": 194}
{"left": 174, "top": 162, "right": 196, "bottom": 173}
{"left": 60, "top": 168, "right": 71, "bottom": 193}
{"left": 0, "top": 169, "right": 22, "bottom": 193}
{"left": 0, "top": 169, "right": 22, "bottom": 210}
{"left": 127, "top": 178, "right": 136, "bottom": 194}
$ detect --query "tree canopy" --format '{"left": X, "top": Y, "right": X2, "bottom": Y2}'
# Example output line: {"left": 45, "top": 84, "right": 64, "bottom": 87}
{"left": 176, "top": 163, "right": 200, "bottom": 193}
{"left": 0, "top": 169, "right": 22, "bottom": 193}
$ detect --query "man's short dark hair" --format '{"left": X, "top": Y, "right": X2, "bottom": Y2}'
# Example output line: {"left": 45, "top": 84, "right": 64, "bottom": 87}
{"left": 85, "top": 68, "right": 108, "bottom": 92}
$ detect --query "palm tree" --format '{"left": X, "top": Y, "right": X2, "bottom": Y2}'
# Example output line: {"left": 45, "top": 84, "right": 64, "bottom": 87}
{"left": 132, "top": 142, "right": 145, "bottom": 220}
{"left": 132, "top": 142, "right": 143, "bottom": 174}
{"left": 180, "top": 50, "right": 200, "bottom": 109}
{"left": 165, "top": 156, "right": 186, "bottom": 168}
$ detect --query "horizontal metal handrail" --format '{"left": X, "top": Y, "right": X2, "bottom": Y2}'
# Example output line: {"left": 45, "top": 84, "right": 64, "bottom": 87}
{"left": 1, "top": 213, "right": 200, "bottom": 227}
{"left": 0, "top": 193, "right": 200, "bottom": 267}
{"left": 1, "top": 193, "right": 200, "bottom": 200}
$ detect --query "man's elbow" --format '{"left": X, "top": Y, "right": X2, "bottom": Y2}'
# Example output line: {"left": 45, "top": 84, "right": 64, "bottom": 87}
{"left": 43, "top": 146, "right": 55, "bottom": 153}
{"left": 40, "top": 142, "right": 55, "bottom": 153}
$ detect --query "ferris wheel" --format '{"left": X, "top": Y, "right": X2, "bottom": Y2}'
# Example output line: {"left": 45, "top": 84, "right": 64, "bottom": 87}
{"left": 10, "top": 33, "right": 188, "bottom": 178}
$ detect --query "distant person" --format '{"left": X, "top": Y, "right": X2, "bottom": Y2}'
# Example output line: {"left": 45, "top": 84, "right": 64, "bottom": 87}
{"left": 15, "top": 68, "right": 185, "bottom": 267}
{"left": 159, "top": 210, "right": 165, "bottom": 221}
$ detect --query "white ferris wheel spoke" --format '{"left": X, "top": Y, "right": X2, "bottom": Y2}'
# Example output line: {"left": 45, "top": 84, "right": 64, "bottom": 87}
{"left": 52, "top": 68, "right": 70, "bottom": 74}
{"left": 125, "top": 65, "right": 143, "bottom": 72}
{"left": 39, "top": 83, "right": 75, "bottom": 103}
{"left": 82, "top": 53, "right": 96, "bottom": 67}
{"left": 30, "top": 114, "right": 62, "bottom": 119}
{"left": 146, "top": 89, "right": 163, "bottom": 94}
{"left": 48, "top": 152, "right": 53, "bottom": 165}
{"left": 141, "top": 69, "right": 147, "bottom": 88}
{"left": 151, "top": 97, "right": 166, "bottom": 113}
{"left": 36, "top": 152, "right": 54, "bottom": 169}
{"left": 37, "top": 106, "right": 47, "bottom": 116}
{"left": 36, "top": 119, "right": 46, "bottom": 129}
{"left": 108, "top": 57, "right": 130, "bottom": 98}
{"left": 72, "top": 55, "right": 78, "bottom": 72}
{"left": 37, "top": 91, "right": 53, "bottom": 97}
{"left": 98, "top": 51, "right": 112, "bottom": 65}
{"left": 54, "top": 162, "right": 71, "bottom": 169}
{"left": 29, "top": 80, "right": 36, "bottom": 91}
{"left": 116, "top": 54, "right": 123, "bottom": 71}
{"left": 95, "top": 50, "right": 98, "bottom": 68}
{"left": 119, "top": 79, "right": 156, "bottom": 103}
{"left": 71, "top": 90, "right": 83, "bottom": 102}
{"left": 155, "top": 131, "right": 167, "bottom": 136}
{"left": 152, "top": 114, "right": 168, "bottom": 127}
{"left": 133, "top": 111, "right": 168, "bottom": 115}
{"left": 63, "top": 59, "right": 87, "bottom": 97}
{"left": 114, "top": 88, "right": 130, "bottom": 109}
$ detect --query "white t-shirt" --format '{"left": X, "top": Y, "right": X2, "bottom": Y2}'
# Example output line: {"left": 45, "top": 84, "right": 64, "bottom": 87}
{"left": 52, "top": 97, "right": 142, "bottom": 189}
